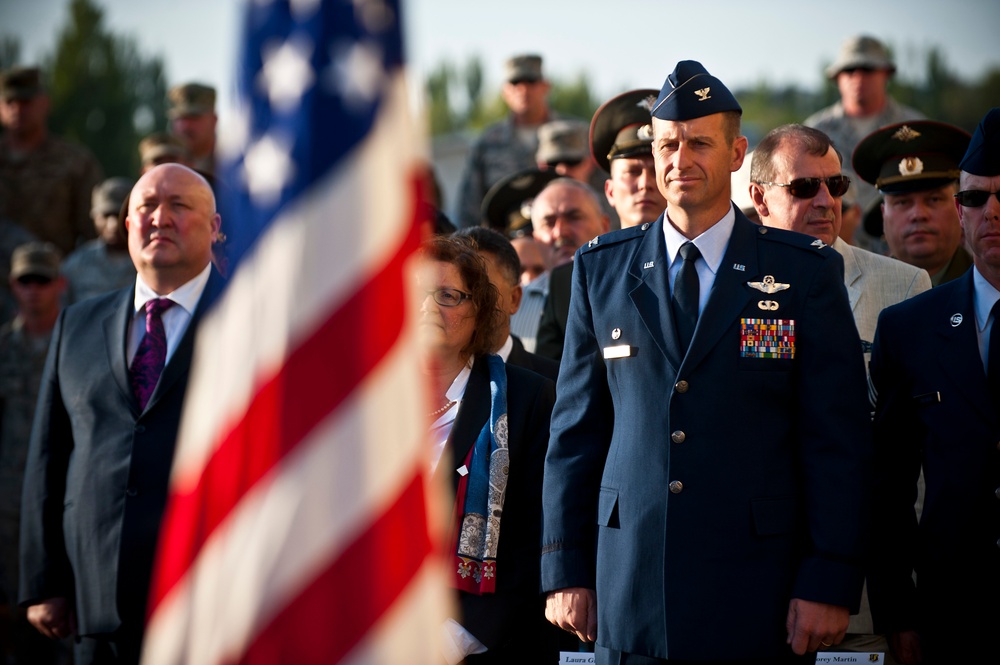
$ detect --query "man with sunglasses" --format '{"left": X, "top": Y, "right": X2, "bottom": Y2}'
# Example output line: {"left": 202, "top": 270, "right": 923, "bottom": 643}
{"left": 455, "top": 54, "right": 562, "bottom": 228}
{"left": 541, "top": 60, "right": 872, "bottom": 663}
{"left": 0, "top": 241, "right": 69, "bottom": 664}
{"left": 866, "top": 108, "right": 1000, "bottom": 665}
{"left": 805, "top": 36, "right": 925, "bottom": 252}
{"left": 751, "top": 124, "right": 931, "bottom": 365}
{"left": 854, "top": 120, "right": 973, "bottom": 287}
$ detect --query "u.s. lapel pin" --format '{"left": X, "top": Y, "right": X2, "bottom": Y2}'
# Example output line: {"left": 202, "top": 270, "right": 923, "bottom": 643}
{"left": 950, "top": 313, "right": 963, "bottom": 327}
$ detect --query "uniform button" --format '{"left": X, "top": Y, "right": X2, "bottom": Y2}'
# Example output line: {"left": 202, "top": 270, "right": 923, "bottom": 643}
{"left": 671, "top": 430, "right": 686, "bottom": 444}
{"left": 669, "top": 480, "right": 684, "bottom": 494}
{"left": 674, "top": 380, "right": 689, "bottom": 393}
{"left": 641, "top": 223, "right": 650, "bottom": 231}
{"left": 134, "top": 425, "right": 146, "bottom": 433}
{"left": 758, "top": 226, "right": 768, "bottom": 234}
{"left": 126, "top": 487, "right": 138, "bottom": 497}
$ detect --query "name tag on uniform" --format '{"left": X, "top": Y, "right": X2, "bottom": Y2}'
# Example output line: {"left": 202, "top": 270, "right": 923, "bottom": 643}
{"left": 603, "top": 344, "right": 632, "bottom": 359}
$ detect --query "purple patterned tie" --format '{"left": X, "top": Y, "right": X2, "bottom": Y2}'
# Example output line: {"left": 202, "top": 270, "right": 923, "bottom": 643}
{"left": 130, "top": 298, "right": 175, "bottom": 410}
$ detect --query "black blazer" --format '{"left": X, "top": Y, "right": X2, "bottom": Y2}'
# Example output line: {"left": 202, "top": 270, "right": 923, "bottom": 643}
{"left": 535, "top": 262, "right": 573, "bottom": 362}
{"left": 434, "top": 356, "right": 560, "bottom": 661}
{"left": 506, "top": 335, "right": 559, "bottom": 384}
{"left": 19, "top": 270, "right": 224, "bottom": 643}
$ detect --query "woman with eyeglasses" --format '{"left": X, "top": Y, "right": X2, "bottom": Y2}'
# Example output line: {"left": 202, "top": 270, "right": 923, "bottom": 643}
{"left": 416, "top": 235, "right": 561, "bottom": 664}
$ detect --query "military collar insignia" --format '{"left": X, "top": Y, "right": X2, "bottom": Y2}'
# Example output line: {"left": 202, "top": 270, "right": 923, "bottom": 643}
{"left": 747, "top": 275, "right": 790, "bottom": 294}
{"left": 892, "top": 125, "right": 922, "bottom": 142}
{"left": 694, "top": 87, "right": 711, "bottom": 102}
{"left": 899, "top": 156, "right": 924, "bottom": 176}
{"left": 810, "top": 238, "right": 827, "bottom": 249}
{"left": 950, "top": 313, "right": 963, "bottom": 327}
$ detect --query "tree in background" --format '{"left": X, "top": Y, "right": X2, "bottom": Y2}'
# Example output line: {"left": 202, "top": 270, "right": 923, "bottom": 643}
{"left": 44, "top": 0, "right": 167, "bottom": 177}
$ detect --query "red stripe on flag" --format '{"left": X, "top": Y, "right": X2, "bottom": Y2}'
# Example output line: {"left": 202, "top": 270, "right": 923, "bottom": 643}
{"left": 149, "top": 174, "right": 427, "bottom": 617}
{"left": 223, "top": 470, "right": 433, "bottom": 665}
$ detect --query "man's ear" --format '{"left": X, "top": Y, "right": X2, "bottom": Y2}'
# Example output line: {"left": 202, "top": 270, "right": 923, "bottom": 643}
{"left": 749, "top": 183, "right": 769, "bottom": 218}
{"left": 509, "top": 283, "right": 523, "bottom": 315}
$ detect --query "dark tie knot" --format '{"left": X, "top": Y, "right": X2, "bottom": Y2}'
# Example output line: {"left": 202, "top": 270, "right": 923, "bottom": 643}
{"left": 145, "top": 298, "right": 175, "bottom": 318}
{"left": 679, "top": 241, "right": 701, "bottom": 262}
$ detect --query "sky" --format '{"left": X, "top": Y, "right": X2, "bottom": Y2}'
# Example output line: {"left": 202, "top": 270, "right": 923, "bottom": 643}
{"left": 3, "top": 0, "right": 1000, "bottom": 122}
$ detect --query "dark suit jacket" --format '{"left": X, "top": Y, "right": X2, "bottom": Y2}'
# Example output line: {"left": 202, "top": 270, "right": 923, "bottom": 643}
{"left": 867, "top": 268, "right": 999, "bottom": 658}
{"left": 541, "top": 212, "right": 873, "bottom": 660}
{"left": 535, "top": 261, "right": 573, "bottom": 362}
{"left": 506, "top": 335, "right": 559, "bottom": 384}
{"left": 19, "top": 269, "right": 224, "bottom": 644}
{"left": 435, "top": 356, "right": 560, "bottom": 661}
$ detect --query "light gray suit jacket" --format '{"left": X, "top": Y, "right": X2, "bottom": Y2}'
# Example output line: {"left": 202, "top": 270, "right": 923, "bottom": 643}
{"left": 835, "top": 237, "right": 931, "bottom": 367}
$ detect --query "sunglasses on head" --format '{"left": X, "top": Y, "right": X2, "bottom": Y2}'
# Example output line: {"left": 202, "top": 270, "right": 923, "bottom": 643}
{"left": 16, "top": 274, "right": 53, "bottom": 286}
{"left": 954, "top": 189, "right": 1000, "bottom": 207}
{"left": 547, "top": 159, "right": 583, "bottom": 169}
{"left": 757, "top": 175, "right": 851, "bottom": 199}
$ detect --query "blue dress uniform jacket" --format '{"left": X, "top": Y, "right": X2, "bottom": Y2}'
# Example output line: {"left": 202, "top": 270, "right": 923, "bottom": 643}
{"left": 540, "top": 210, "right": 873, "bottom": 661}
{"left": 19, "top": 270, "right": 224, "bottom": 643}
{"left": 867, "top": 269, "right": 1000, "bottom": 660}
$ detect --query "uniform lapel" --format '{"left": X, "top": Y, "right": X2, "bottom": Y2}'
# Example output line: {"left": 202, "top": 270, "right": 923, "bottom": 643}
{"left": 934, "top": 273, "right": 994, "bottom": 422}
{"left": 681, "top": 214, "right": 758, "bottom": 373}
{"left": 104, "top": 285, "right": 140, "bottom": 414}
{"left": 836, "top": 239, "right": 863, "bottom": 313}
{"left": 628, "top": 217, "right": 682, "bottom": 369}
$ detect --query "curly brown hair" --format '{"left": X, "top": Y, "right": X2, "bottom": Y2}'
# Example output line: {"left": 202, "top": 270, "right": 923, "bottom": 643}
{"left": 420, "top": 235, "right": 504, "bottom": 360}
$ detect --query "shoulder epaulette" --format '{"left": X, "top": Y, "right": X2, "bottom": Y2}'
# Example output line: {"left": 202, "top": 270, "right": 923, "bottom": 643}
{"left": 754, "top": 225, "right": 835, "bottom": 256}
{"left": 580, "top": 221, "right": 652, "bottom": 254}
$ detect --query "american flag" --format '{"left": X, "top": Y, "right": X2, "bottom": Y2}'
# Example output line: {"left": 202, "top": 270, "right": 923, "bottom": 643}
{"left": 141, "top": 1, "right": 450, "bottom": 663}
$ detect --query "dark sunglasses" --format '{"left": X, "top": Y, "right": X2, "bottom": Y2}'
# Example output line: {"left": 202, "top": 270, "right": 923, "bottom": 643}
{"left": 954, "top": 189, "right": 1000, "bottom": 207}
{"left": 16, "top": 275, "right": 53, "bottom": 286}
{"left": 757, "top": 175, "right": 851, "bottom": 199}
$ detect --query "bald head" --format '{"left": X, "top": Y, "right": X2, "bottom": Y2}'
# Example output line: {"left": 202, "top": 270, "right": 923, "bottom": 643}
{"left": 126, "top": 163, "right": 221, "bottom": 294}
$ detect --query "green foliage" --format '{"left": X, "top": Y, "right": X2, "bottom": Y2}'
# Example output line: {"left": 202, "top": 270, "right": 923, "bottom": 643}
{"left": 43, "top": 0, "right": 168, "bottom": 177}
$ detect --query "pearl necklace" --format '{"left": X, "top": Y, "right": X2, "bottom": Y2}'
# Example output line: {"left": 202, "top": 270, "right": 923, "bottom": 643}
{"left": 428, "top": 399, "right": 457, "bottom": 419}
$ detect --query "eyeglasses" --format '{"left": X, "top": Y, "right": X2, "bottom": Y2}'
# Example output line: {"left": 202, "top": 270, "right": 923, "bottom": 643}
{"left": 16, "top": 275, "right": 53, "bottom": 286}
{"left": 756, "top": 175, "right": 851, "bottom": 199}
{"left": 954, "top": 189, "right": 1000, "bottom": 207}
{"left": 425, "top": 288, "right": 472, "bottom": 307}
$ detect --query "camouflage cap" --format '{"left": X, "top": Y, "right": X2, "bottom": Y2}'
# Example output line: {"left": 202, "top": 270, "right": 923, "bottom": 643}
{"left": 92, "top": 177, "right": 135, "bottom": 217}
{"left": 168, "top": 82, "right": 216, "bottom": 119}
{"left": 0, "top": 66, "right": 43, "bottom": 101}
{"left": 536, "top": 120, "right": 589, "bottom": 165}
{"left": 825, "top": 35, "right": 895, "bottom": 79}
{"left": 139, "top": 131, "right": 186, "bottom": 166}
{"left": 590, "top": 88, "right": 659, "bottom": 173}
{"left": 10, "top": 241, "right": 62, "bottom": 280}
{"left": 480, "top": 167, "right": 560, "bottom": 236}
{"left": 504, "top": 54, "right": 543, "bottom": 84}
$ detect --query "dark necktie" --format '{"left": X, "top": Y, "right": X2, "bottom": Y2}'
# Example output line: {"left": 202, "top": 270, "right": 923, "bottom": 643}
{"left": 130, "top": 298, "right": 175, "bottom": 410}
{"left": 672, "top": 241, "right": 701, "bottom": 350}
{"left": 989, "top": 300, "right": 1000, "bottom": 404}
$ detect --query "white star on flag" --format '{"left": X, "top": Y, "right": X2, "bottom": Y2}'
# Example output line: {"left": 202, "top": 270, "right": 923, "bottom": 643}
{"left": 242, "top": 133, "right": 295, "bottom": 206}
{"left": 258, "top": 34, "right": 316, "bottom": 112}
{"left": 326, "top": 39, "right": 384, "bottom": 111}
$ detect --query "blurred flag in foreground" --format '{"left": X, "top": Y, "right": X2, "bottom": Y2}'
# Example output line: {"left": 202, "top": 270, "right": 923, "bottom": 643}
{"left": 141, "top": 0, "right": 448, "bottom": 663}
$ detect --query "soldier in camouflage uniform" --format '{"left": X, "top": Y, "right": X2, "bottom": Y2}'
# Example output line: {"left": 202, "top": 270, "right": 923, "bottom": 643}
{"left": 61, "top": 177, "right": 137, "bottom": 305}
{"left": 455, "top": 54, "right": 562, "bottom": 228}
{"left": 0, "top": 67, "right": 104, "bottom": 257}
{"left": 0, "top": 242, "right": 68, "bottom": 664}
{"left": 168, "top": 82, "right": 217, "bottom": 177}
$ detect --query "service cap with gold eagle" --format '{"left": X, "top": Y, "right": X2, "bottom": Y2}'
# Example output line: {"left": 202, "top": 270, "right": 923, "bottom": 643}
{"left": 590, "top": 88, "right": 659, "bottom": 174}
{"left": 853, "top": 120, "right": 971, "bottom": 236}
{"left": 480, "top": 167, "right": 559, "bottom": 237}
{"left": 959, "top": 107, "right": 1000, "bottom": 177}
{"left": 651, "top": 60, "right": 741, "bottom": 121}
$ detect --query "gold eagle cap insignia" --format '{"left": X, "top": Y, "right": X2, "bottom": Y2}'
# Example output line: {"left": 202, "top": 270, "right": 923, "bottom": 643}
{"left": 636, "top": 95, "right": 657, "bottom": 112}
{"left": 694, "top": 87, "right": 711, "bottom": 101}
{"left": 892, "top": 125, "right": 922, "bottom": 142}
{"left": 747, "top": 275, "right": 790, "bottom": 294}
